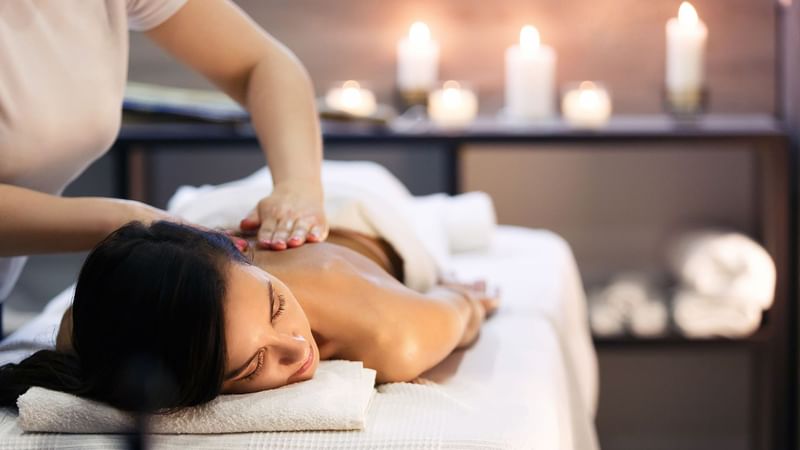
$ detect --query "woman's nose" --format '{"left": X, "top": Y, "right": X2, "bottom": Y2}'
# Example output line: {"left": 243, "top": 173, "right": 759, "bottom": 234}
{"left": 272, "top": 333, "right": 308, "bottom": 365}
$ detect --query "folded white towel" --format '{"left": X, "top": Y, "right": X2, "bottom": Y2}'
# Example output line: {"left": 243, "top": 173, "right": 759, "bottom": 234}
{"left": 668, "top": 231, "right": 776, "bottom": 310}
{"left": 414, "top": 192, "right": 497, "bottom": 254}
{"left": 17, "top": 360, "right": 376, "bottom": 434}
{"left": 673, "top": 290, "right": 763, "bottom": 338}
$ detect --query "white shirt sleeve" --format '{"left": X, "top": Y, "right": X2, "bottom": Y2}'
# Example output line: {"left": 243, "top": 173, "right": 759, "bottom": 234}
{"left": 127, "top": 0, "right": 189, "bottom": 31}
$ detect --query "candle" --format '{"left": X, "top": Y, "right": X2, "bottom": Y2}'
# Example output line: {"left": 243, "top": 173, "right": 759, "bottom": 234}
{"left": 504, "top": 25, "right": 557, "bottom": 121}
{"left": 324, "top": 80, "right": 377, "bottom": 117}
{"left": 561, "top": 81, "right": 612, "bottom": 129}
{"left": 397, "top": 21, "right": 440, "bottom": 92}
{"left": 428, "top": 81, "right": 478, "bottom": 128}
{"left": 665, "top": 1, "right": 708, "bottom": 111}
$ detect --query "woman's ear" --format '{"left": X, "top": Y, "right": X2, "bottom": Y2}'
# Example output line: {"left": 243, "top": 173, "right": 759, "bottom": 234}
{"left": 55, "top": 306, "right": 75, "bottom": 354}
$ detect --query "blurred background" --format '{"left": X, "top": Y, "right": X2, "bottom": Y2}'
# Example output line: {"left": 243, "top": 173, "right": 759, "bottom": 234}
{"left": 5, "top": 1, "right": 799, "bottom": 449}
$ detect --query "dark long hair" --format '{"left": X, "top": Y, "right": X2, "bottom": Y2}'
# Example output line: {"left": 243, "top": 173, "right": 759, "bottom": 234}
{"left": 0, "top": 221, "right": 248, "bottom": 412}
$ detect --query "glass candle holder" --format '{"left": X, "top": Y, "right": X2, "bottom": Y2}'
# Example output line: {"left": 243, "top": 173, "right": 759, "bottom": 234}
{"left": 427, "top": 80, "right": 478, "bottom": 129}
{"left": 561, "top": 81, "right": 612, "bottom": 130}
{"left": 324, "top": 80, "right": 378, "bottom": 117}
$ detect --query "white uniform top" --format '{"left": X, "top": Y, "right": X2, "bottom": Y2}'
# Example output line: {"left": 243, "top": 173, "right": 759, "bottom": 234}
{"left": 0, "top": 0, "right": 188, "bottom": 300}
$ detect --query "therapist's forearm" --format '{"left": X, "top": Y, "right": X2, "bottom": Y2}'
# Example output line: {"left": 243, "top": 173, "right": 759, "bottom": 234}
{"left": 0, "top": 184, "right": 147, "bottom": 256}
{"left": 245, "top": 48, "right": 322, "bottom": 192}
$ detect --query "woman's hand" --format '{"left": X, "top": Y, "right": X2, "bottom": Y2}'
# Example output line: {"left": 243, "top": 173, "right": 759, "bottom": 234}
{"left": 238, "top": 183, "right": 328, "bottom": 251}
{"left": 438, "top": 279, "right": 501, "bottom": 348}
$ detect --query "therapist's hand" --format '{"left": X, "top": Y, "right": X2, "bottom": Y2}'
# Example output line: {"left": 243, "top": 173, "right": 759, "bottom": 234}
{"left": 239, "top": 183, "right": 328, "bottom": 251}
{"left": 120, "top": 199, "right": 250, "bottom": 253}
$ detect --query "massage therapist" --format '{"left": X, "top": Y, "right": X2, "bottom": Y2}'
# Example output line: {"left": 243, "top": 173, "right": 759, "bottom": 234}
{"left": 0, "top": 1, "right": 328, "bottom": 299}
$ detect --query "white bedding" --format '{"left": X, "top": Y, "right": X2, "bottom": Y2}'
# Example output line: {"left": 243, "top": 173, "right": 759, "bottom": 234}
{"left": 0, "top": 226, "right": 599, "bottom": 450}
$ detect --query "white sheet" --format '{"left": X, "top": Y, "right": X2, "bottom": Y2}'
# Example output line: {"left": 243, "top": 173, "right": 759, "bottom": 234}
{"left": 0, "top": 227, "right": 599, "bottom": 450}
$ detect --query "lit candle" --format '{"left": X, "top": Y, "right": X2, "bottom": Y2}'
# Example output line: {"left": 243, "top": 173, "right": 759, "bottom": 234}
{"left": 504, "top": 25, "right": 557, "bottom": 121}
{"left": 665, "top": 2, "right": 708, "bottom": 111}
{"left": 397, "top": 21, "right": 440, "bottom": 92}
{"left": 428, "top": 81, "right": 478, "bottom": 128}
{"left": 561, "top": 81, "right": 612, "bottom": 129}
{"left": 324, "top": 80, "right": 377, "bottom": 117}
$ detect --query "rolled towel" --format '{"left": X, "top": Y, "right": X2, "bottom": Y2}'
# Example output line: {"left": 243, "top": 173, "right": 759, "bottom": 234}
{"left": 629, "top": 299, "right": 669, "bottom": 338}
{"left": 668, "top": 231, "right": 776, "bottom": 310}
{"left": 18, "top": 360, "right": 376, "bottom": 434}
{"left": 588, "top": 296, "right": 626, "bottom": 337}
{"left": 588, "top": 273, "right": 669, "bottom": 338}
{"left": 414, "top": 192, "right": 497, "bottom": 254}
{"left": 673, "top": 290, "right": 763, "bottom": 338}
{"left": 601, "top": 273, "right": 652, "bottom": 315}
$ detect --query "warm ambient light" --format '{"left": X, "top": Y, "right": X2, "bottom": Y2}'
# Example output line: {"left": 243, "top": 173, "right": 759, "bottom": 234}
{"left": 409, "top": 21, "right": 431, "bottom": 43}
{"left": 678, "top": 1, "right": 699, "bottom": 25}
{"left": 578, "top": 84, "right": 601, "bottom": 108}
{"left": 519, "top": 25, "right": 541, "bottom": 52}
{"left": 340, "top": 80, "right": 363, "bottom": 108}
{"left": 442, "top": 80, "right": 462, "bottom": 103}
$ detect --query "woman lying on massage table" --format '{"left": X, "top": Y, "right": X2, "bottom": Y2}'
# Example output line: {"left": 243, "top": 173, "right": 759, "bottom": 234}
{"left": 0, "top": 221, "right": 498, "bottom": 411}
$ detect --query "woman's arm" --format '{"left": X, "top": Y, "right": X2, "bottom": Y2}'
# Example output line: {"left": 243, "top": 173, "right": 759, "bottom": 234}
{"left": 286, "top": 246, "right": 493, "bottom": 384}
{"left": 145, "top": 1, "right": 326, "bottom": 249}
{"left": 0, "top": 184, "right": 169, "bottom": 256}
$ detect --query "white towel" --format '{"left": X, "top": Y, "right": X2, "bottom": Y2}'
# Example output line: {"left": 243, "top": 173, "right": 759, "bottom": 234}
{"left": 413, "top": 192, "right": 497, "bottom": 254}
{"left": 587, "top": 272, "right": 669, "bottom": 338}
{"left": 17, "top": 360, "right": 376, "bottom": 434}
{"left": 668, "top": 231, "right": 776, "bottom": 310}
{"left": 673, "top": 290, "right": 763, "bottom": 338}
{"left": 167, "top": 160, "right": 497, "bottom": 292}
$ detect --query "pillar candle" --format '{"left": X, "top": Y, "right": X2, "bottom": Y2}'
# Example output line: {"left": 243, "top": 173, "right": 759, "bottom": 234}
{"left": 504, "top": 25, "right": 556, "bottom": 121}
{"left": 665, "top": 2, "right": 708, "bottom": 105}
{"left": 397, "top": 22, "right": 440, "bottom": 92}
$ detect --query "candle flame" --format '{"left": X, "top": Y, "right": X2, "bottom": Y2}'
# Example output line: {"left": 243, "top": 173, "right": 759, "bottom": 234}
{"left": 579, "top": 81, "right": 597, "bottom": 91}
{"left": 678, "top": 1, "right": 699, "bottom": 25}
{"left": 409, "top": 21, "right": 431, "bottom": 43}
{"left": 519, "top": 25, "right": 540, "bottom": 52}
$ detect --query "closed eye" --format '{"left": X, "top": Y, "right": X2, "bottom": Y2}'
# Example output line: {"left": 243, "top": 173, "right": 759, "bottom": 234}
{"left": 272, "top": 293, "right": 286, "bottom": 320}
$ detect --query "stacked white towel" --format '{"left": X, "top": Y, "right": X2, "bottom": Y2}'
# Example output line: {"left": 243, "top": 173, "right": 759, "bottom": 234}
{"left": 17, "top": 360, "right": 376, "bottom": 434}
{"left": 668, "top": 231, "right": 776, "bottom": 338}
{"left": 588, "top": 273, "right": 669, "bottom": 338}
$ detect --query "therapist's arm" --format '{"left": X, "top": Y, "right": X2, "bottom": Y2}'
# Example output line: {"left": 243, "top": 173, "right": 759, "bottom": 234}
{"left": 0, "top": 184, "right": 169, "bottom": 257}
{"left": 145, "top": 0, "right": 326, "bottom": 251}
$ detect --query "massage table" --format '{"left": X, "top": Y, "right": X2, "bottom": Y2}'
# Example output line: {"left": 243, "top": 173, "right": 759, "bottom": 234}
{"left": 0, "top": 224, "right": 599, "bottom": 449}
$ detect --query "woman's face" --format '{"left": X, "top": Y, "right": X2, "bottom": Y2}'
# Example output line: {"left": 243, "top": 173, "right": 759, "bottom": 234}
{"left": 221, "top": 263, "right": 319, "bottom": 394}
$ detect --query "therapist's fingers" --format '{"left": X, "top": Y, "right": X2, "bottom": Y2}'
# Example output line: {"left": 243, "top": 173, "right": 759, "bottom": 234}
{"left": 306, "top": 224, "right": 328, "bottom": 243}
{"left": 240, "top": 209, "right": 261, "bottom": 232}
{"left": 257, "top": 216, "right": 280, "bottom": 249}
{"left": 268, "top": 218, "right": 295, "bottom": 251}
{"left": 287, "top": 219, "right": 313, "bottom": 248}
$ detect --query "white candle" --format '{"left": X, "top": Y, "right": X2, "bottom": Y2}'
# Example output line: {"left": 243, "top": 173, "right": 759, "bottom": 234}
{"left": 428, "top": 81, "right": 478, "bottom": 128}
{"left": 504, "top": 25, "right": 557, "bottom": 121}
{"left": 665, "top": 2, "right": 708, "bottom": 100}
{"left": 397, "top": 21, "right": 440, "bottom": 92}
{"left": 324, "top": 80, "right": 377, "bottom": 117}
{"left": 561, "top": 81, "right": 612, "bottom": 129}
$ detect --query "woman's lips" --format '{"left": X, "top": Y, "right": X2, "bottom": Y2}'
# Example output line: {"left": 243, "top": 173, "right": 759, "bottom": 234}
{"left": 293, "top": 346, "right": 314, "bottom": 378}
